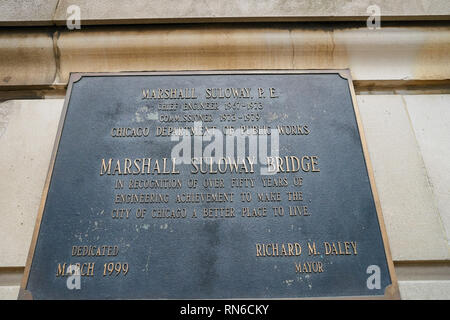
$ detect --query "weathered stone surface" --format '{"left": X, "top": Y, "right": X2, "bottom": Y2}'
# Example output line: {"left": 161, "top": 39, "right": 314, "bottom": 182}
{"left": 0, "top": 286, "right": 20, "bottom": 300}
{"left": 399, "top": 280, "right": 450, "bottom": 299}
{"left": 0, "top": 25, "right": 448, "bottom": 87}
{"left": 2, "top": 0, "right": 449, "bottom": 26}
{"left": 0, "top": 99, "right": 64, "bottom": 267}
{"left": 357, "top": 95, "right": 449, "bottom": 261}
{"left": 395, "top": 262, "right": 450, "bottom": 281}
{"left": 0, "top": 0, "right": 58, "bottom": 26}
{"left": 55, "top": 26, "right": 450, "bottom": 84}
{"left": 51, "top": 0, "right": 450, "bottom": 25}
{"left": 0, "top": 31, "right": 56, "bottom": 86}
{"left": 335, "top": 27, "right": 450, "bottom": 81}
{"left": 405, "top": 95, "right": 450, "bottom": 245}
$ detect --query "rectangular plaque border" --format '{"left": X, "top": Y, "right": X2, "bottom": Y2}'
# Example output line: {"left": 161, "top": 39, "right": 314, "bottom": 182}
{"left": 19, "top": 69, "right": 400, "bottom": 300}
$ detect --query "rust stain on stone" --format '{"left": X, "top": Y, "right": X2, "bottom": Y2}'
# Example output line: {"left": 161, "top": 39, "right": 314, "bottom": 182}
{"left": 413, "top": 27, "right": 450, "bottom": 80}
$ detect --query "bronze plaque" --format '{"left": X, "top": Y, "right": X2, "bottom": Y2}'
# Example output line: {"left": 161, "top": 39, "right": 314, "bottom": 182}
{"left": 20, "top": 70, "right": 398, "bottom": 299}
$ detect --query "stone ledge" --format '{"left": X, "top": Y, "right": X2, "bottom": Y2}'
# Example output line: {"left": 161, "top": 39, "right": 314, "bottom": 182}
{"left": 0, "top": 25, "right": 449, "bottom": 87}
{"left": 0, "top": 0, "right": 58, "bottom": 26}
{"left": 1, "top": 0, "right": 450, "bottom": 26}
{"left": 399, "top": 280, "right": 450, "bottom": 299}
{"left": 51, "top": 0, "right": 450, "bottom": 25}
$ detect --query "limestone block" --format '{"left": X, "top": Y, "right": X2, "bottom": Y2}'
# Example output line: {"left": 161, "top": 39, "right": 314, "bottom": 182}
{"left": 0, "top": 31, "right": 56, "bottom": 86}
{"left": 0, "top": 24, "right": 448, "bottom": 87}
{"left": 0, "top": 99, "right": 64, "bottom": 267}
{"left": 0, "top": 0, "right": 58, "bottom": 26}
{"left": 356, "top": 95, "right": 449, "bottom": 261}
{"left": 2, "top": 0, "right": 450, "bottom": 26}
{"left": 56, "top": 26, "right": 450, "bottom": 84}
{"left": 51, "top": 0, "right": 450, "bottom": 25}
{"left": 0, "top": 286, "right": 20, "bottom": 300}
{"left": 335, "top": 28, "right": 450, "bottom": 81}
{"left": 399, "top": 280, "right": 450, "bottom": 299}
{"left": 56, "top": 27, "right": 294, "bottom": 82}
{"left": 404, "top": 95, "right": 450, "bottom": 245}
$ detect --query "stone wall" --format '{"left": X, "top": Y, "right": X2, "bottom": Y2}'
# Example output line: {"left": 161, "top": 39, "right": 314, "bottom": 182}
{"left": 0, "top": 0, "right": 449, "bottom": 299}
